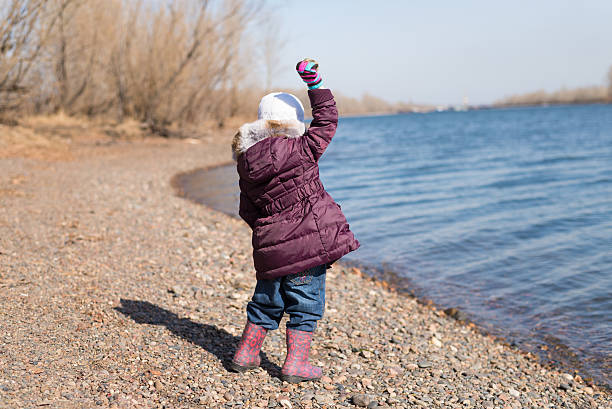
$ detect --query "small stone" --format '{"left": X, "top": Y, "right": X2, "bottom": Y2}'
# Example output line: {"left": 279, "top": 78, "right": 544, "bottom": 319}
{"left": 444, "top": 307, "right": 468, "bottom": 321}
{"left": 193, "top": 288, "right": 204, "bottom": 300}
{"left": 352, "top": 394, "right": 371, "bottom": 407}
{"left": 583, "top": 386, "right": 593, "bottom": 394}
{"left": 559, "top": 383, "right": 570, "bottom": 391}
{"left": 508, "top": 388, "right": 520, "bottom": 398}
{"left": 405, "top": 363, "right": 418, "bottom": 370}
{"left": 302, "top": 390, "right": 315, "bottom": 400}
{"left": 360, "top": 350, "right": 373, "bottom": 359}
{"left": 387, "top": 365, "right": 403, "bottom": 376}
{"left": 455, "top": 353, "right": 467, "bottom": 361}
{"left": 279, "top": 399, "right": 292, "bottom": 409}
{"left": 562, "top": 373, "right": 574, "bottom": 382}
{"left": 224, "top": 392, "right": 232, "bottom": 401}
{"left": 169, "top": 285, "right": 184, "bottom": 295}
{"left": 417, "top": 360, "right": 432, "bottom": 368}
{"left": 431, "top": 337, "right": 442, "bottom": 348}
{"left": 333, "top": 375, "right": 347, "bottom": 384}
{"left": 320, "top": 375, "right": 332, "bottom": 384}
{"left": 497, "top": 393, "right": 509, "bottom": 402}
{"left": 314, "top": 394, "right": 333, "bottom": 405}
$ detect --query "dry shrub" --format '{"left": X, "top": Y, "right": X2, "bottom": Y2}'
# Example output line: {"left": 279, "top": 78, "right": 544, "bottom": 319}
{"left": 1, "top": 0, "right": 263, "bottom": 133}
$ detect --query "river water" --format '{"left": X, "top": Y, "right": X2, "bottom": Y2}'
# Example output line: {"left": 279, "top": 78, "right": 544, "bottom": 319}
{"left": 175, "top": 104, "right": 612, "bottom": 386}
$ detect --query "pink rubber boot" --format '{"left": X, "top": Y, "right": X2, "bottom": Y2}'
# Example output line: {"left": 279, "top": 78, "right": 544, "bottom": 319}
{"left": 281, "top": 328, "right": 322, "bottom": 383}
{"left": 230, "top": 321, "right": 267, "bottom": 372}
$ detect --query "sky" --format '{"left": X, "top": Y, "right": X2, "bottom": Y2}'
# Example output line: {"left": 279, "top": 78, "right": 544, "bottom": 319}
{"left": 267, "top": 0, "right": 612, "bottom": 105}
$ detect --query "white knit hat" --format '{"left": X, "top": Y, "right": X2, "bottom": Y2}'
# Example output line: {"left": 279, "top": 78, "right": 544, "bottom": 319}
{"left": 258, "top": 92, "right": 305, "bottom": 122}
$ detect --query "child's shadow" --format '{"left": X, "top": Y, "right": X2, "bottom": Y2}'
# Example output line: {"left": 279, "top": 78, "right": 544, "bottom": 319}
{"left": 114, "top": 299, "right": 281, "bottom": 377}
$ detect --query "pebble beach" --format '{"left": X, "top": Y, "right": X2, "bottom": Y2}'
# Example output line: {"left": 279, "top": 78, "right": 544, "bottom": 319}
{"left": 1, "top": 132, "right": 610, "bottom": 409}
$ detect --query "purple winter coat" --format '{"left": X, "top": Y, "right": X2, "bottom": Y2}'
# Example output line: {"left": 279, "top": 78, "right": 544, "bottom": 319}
{"left": 232, "top": 88, "right": 360, "bottom": 280}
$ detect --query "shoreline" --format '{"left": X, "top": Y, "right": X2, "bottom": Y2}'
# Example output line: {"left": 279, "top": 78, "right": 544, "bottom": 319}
{"left": 1, "top": 134, "right": 610, "bottom": 407}
{"left": 172, "top": 164, "right": 611, "bottom": 391}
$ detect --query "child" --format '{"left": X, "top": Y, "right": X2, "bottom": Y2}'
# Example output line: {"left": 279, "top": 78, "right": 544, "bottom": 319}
{"left": 230, "top": 59, "right": 360, "bottom": 383}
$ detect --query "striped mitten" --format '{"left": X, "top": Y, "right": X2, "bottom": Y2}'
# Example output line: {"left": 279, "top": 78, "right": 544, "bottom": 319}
{"left": 296, "top": 59, "right": 323, "bottom": 90}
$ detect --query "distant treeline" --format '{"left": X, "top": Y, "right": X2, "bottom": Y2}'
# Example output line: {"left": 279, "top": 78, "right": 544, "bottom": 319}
{"left": 331, "top": 93, "right": 435, "bottom": 115}
{"left": 494, "top": 67, "right": 612, "bottom": 107}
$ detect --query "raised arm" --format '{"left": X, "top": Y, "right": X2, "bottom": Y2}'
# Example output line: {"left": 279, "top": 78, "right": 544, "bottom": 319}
{"left": 296, "top": 59, "right": 338, "bottom": 161}
{"left": 303, "top": 89, "right": 338, "bottom": 161}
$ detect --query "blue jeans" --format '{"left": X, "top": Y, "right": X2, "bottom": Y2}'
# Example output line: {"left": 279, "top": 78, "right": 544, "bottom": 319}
{"left": 246, "top": 265, "right": 326, "bottom": 332}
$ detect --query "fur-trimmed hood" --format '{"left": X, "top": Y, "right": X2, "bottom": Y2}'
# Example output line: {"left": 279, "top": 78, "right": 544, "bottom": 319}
{"left": 232, "top": 119, "right": 306, "bottom": 159}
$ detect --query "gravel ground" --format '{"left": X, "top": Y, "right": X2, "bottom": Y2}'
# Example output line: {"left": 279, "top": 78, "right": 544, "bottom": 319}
{"left": 0, "top": 135, "right": 610, "bottom": 409}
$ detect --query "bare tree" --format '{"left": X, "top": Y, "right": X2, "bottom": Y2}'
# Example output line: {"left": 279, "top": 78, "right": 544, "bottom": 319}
{"left": 0, "top": 0, "right": 77, "bottom": 111}
{"left": 50, "top": 0, "right": 98, "bottom": 113}
{"left": 260, "top": 13, "right": 286, "bottom": 92}
{"left": 0, "top": 0, "right": 48, "bottom": 110}
{"left": 114, "top": 0, "right": 260, "bottom": 130}
{"left": 107, "top": 0, "right": 140, "bottom": 121}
